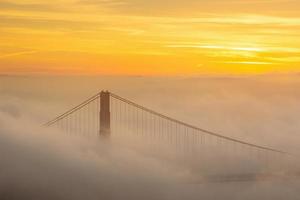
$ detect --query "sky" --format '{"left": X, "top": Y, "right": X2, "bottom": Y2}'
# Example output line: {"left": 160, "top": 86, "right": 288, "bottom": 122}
{"left": 0, "top": 0, "right": 300, "bottom": 75}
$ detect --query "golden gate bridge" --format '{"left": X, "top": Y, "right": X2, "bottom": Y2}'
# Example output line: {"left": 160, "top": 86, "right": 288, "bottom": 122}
{"left": 45, "top": 91, "right": 299, "bottom": 182}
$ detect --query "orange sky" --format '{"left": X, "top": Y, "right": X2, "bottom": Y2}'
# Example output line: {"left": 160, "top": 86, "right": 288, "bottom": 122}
{"left": 0, "top": 0, "right": 300, "bottom": 75}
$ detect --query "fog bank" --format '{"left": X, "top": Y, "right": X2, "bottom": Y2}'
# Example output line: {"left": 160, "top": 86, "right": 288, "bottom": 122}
{"left": 1, "top": 75, "right": 300, "bottom": 199}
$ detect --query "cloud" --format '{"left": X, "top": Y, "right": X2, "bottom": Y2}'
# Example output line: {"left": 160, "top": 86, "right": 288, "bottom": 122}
{"left": 0, "top": 51, "right": 37, "bottom": 59}
{"left": 0, "top": 0, "right": 299, "bottom": 76}
{"left": 73, "top": 0, "right": 300, "bottom": 16}
{"left": 1, "top": 75, "right": 300, "bottom": 199}
{"left": 0, "top": 111, "right": 177, "bottom": 200}
{"left": 77, "top": 0, "right": 128, "bottom": 6}
{"left": 0, "top": 1, "right": 62, "bottom": 12}
{"left": 165, "top": 44, "right": 264, "bottom": 52}
{"left": 220, "top": 61, "right": 276, "bottom": 65}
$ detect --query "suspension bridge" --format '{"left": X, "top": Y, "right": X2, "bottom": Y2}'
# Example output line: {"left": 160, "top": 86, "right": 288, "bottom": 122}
{"left": 45, "top": 90, "right": 299, "bottom": 182}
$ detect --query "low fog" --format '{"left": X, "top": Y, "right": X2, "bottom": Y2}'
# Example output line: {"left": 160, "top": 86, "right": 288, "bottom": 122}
{"left": 1, "top": 74, "right": 300, "bottom": 199}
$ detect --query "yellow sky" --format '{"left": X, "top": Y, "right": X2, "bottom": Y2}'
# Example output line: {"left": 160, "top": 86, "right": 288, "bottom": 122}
{"left": 0, "top": 0, "right": 300, "bottom": 75}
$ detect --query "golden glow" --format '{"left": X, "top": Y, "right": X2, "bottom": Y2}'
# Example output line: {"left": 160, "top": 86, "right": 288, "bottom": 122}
{"left": 166, "top": 45, "right": 265, "bottom": 52}
{"left": 0, "top": 0, "right": 300, "bottom": 75}
{"left": 221, "top": 61, "right": 275, "bottom": 65}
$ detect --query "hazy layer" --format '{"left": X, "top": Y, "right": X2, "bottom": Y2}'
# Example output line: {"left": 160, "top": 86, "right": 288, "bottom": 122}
{"left": 1, "top": 74, "right": 300, "bottom": 152}
{"left": 0, "top": 75, "right": 300, "bottom": 199}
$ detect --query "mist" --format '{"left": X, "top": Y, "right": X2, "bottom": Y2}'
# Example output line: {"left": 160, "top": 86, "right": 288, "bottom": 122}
{"left": 1, "top": 74, "right": 300, "bottom": 199}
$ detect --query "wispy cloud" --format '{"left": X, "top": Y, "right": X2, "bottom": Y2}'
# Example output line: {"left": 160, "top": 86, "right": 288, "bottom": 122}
{"left": 166, "top": 44, "right": 265, "bottom": 52}
{"left": 77, "top": 0, "right": 129, "bottom": 6}
{"left": 0, "top": 1, "right": 62, "bottom": 12}
{"left": 0, "top": 0, "right": 299, "bottom": 75}
{"left": 0, "top": 50, "right": 37, "bottom": 59}
{"left": 221, "top": 61, "right": 276, "bottom": 65}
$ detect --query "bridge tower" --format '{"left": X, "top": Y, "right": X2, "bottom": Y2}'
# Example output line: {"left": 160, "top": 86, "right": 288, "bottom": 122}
{"left": 100, "top": 90, "right": 111, "bottom": 138}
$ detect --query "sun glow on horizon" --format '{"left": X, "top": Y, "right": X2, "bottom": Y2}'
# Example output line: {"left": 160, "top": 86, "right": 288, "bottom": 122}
{"left": 166, "top": 45, "right": 265, "bottom": 52}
